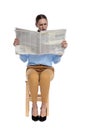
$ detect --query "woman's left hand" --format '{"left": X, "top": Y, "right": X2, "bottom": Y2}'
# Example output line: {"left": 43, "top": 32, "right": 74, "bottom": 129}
{"left": 61, "top": 40, "right": 68, "bottom": 49}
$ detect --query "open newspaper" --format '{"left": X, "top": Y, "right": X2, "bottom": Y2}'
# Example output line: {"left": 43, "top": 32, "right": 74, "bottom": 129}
{"left": 15, "top": 28, "right": 66, "bottom": 55}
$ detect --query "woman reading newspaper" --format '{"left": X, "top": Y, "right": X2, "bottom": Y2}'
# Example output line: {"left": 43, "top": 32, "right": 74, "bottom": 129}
{"left": 13, "top": 14, "right": 68, "bottom": 122}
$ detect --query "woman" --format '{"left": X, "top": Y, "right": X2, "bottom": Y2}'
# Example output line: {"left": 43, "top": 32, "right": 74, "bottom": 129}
{"left": 14, "top": 14, "right": 68, "bottom": 121}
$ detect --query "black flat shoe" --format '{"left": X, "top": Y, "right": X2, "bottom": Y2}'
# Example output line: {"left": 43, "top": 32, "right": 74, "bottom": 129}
{"left": 32, "top": 115, "right": 39, "bottom": 121}
{"left": 39, "top": 116, "right": 47, "bottom": 122}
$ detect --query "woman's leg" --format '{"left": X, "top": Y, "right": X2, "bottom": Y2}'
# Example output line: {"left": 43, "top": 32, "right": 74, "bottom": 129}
{"left": 39, "top": 69, "right": 54, "bottom": 117}
{"left": 26, "top": 68, "right": 39, "bottom": 117}
{"left": 40, "top": 69, "right": 54, "bottom": 103}
{"left": 26, "top": 68, "right": 39, "bottom": 103}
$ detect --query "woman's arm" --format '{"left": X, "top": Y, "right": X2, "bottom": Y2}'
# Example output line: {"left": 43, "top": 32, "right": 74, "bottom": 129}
{"left": 20, "top": 54, "right": 28, "bottom": 62}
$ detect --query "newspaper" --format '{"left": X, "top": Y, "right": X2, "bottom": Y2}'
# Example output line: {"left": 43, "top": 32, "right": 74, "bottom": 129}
{"left": 15, "top": 28, "right": 66, "bottom": 55}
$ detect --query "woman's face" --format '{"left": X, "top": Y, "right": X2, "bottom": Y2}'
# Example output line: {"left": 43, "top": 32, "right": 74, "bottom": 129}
{"left": 36, "top": 18, "right": 48, "bottom": 31}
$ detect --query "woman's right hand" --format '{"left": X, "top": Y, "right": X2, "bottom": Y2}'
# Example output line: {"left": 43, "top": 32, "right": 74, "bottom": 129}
{"left": 13, "top": 38, "right": 20, "bottom": 46}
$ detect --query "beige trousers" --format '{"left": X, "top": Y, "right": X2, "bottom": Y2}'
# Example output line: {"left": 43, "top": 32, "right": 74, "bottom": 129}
{"left": 26, "top": 65, "right": 54, "bottom": 103}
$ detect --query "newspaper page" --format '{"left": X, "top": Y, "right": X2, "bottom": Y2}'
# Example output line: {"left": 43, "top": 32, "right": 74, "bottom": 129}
{"left": 15, "top": 28, "right": 66, "bottom": 55}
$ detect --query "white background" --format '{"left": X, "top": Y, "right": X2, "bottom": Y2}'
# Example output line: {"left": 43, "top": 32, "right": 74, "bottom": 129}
{"left": 0, "top": 0, "right": 87, "bottom": 130}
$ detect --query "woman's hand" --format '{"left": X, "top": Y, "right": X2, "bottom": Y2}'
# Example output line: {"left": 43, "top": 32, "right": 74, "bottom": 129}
{"left": 61, "top": 40, "right": 68, "bottom": 49}
{"left": 13, "top": 38, "right": 20, "bottom": 46}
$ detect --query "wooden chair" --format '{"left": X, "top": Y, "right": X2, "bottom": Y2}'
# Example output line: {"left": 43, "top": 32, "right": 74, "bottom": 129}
{"left": 25, "top": 80, "right": 49, "bottom": 116}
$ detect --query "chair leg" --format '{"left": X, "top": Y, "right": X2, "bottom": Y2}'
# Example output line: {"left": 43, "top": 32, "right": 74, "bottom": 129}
{"left": 26, "top": 98, "right": 29, "bottom": 116}
{"left": 26, "top": 82, "right": 29, "bottom": 116}
{"left": 47, "top": 97, "right": 49, "bottom": 116}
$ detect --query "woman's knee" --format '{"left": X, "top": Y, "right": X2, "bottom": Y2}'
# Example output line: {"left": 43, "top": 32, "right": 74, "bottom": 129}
{"left": 27, "top": 69, "right": 39, "bottom": 81}
{"left": 40, "top": 69, "right": 54, "bottom": 80}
